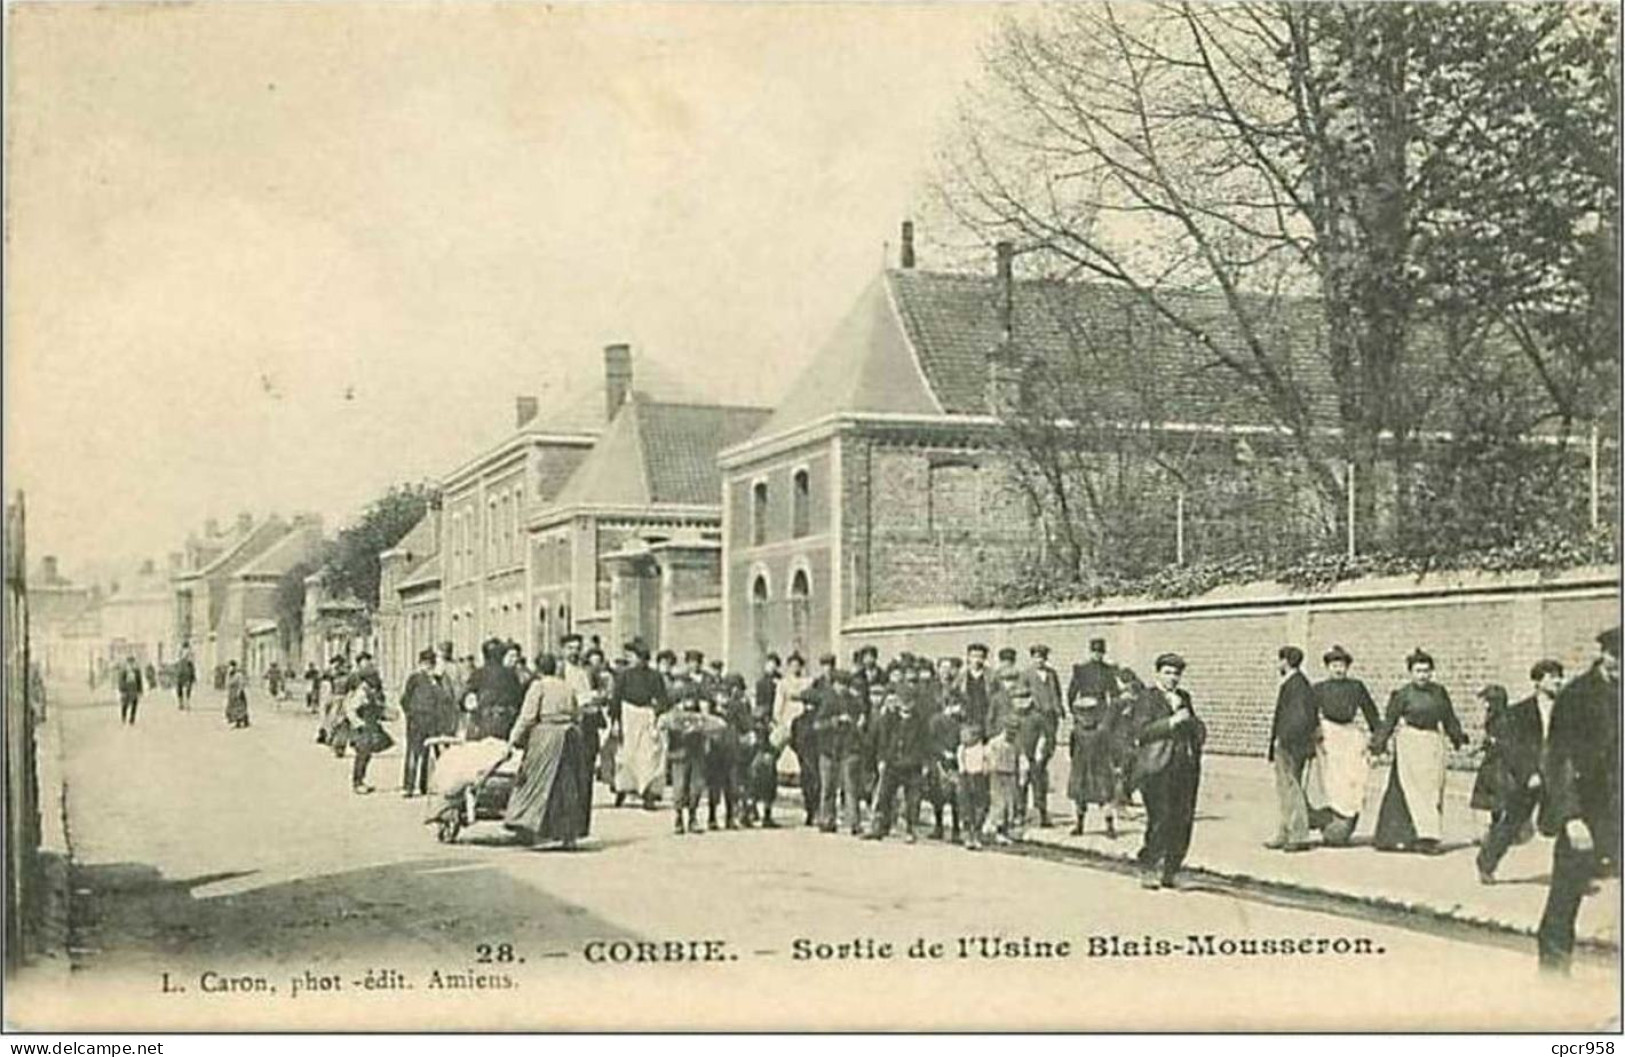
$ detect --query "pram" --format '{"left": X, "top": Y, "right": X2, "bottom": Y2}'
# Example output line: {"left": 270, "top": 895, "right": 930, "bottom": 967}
{"left": 424, "top": 736, "right": 521, "bottom": 843}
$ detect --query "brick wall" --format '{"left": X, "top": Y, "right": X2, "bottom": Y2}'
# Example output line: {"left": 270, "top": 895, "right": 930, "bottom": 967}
{"left": 842, "top": 569, "right": 1618, "bottom": 758}
{"left": 843, "top": 438, "right": 1034, "bottom": 615}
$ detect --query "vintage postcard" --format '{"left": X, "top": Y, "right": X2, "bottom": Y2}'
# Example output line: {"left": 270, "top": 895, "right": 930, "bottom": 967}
{"left": 3, "top": 0, "right": 1620, "bottom": 1033}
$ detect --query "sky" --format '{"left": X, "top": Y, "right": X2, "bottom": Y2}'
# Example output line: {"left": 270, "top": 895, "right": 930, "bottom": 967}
{"left": 5, "top": 1, "right": 1005, "bottom": 582}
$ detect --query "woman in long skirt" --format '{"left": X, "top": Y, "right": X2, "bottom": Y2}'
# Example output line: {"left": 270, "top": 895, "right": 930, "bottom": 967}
{"left": 503, "top": 654, "right": 590, "bottom": 850}
{"left": 224, "top": 661, "right": 250, "bottom": 729}
{"left": 1372, "top": 649, "right": 1468, "bottom": 854}
{"left": 1067, "top": 689, "right": 1119, "bottom": 837}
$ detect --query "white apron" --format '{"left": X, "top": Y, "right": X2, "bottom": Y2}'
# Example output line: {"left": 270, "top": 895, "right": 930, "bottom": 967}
{"left": 1394, "top": 723, "right": 1447, "bottom": 842}
{"left": 615, "top": 702, "right": 667, "bottom": 798}
{"left": 1305, "top": 720, "right": 1370, "bottom": 819}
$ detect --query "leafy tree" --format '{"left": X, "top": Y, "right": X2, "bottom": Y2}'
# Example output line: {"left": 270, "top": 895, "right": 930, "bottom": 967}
{"left": 319, "top": 483, "right": 436, "bottom": 612}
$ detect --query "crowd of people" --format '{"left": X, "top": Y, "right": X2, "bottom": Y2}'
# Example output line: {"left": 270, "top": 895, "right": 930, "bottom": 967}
{"left": 228, "top": 619, "right": 1615, "bottom": 976}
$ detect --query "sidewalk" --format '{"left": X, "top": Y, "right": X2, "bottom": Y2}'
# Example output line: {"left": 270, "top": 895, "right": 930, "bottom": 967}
{"left": 1019, "top": 753, "right": 1620, "bottom": 951}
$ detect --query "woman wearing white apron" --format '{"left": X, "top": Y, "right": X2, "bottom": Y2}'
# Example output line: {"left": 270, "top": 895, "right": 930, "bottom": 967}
{"left": 1304, "top": 645, "right": 1381, "bottom": 845}
{"left": 1372, "top": 648, "right": 1468, "bottom": 854}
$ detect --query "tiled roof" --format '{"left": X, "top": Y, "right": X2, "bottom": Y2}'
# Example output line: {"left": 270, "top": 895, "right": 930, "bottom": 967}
{"left": 639, "top": 402, "right": 773, "bottom": 504}
{"left": 235, "top": 521, "right": 323, "bottom": 579}
{"left": 551, "top": 397, "right": 772, "bottom": 509}
{"left": 885, "top": 269, "right": 1339, "bottom": 428}
{"left": 200, "top": 518, "right": 294, "bottom": 578}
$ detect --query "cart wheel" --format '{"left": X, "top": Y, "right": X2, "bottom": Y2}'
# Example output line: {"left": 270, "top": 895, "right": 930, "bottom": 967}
{"left": 437, "top": 817, "right": 460, "bottom": 843}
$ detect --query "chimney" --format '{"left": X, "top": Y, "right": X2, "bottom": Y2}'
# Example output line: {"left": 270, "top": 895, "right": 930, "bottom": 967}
{"left": 604, "top": 343, "right": 633, "bottom": 420}
{"left": 987, "top": 240, "right": 1020, "bottom": 416}
{"left": 236, "top": 511, "right": 253, "bottom": 534}
{"left": 995, "top": 240, "right": 1016, "bottom": 346}
{"left": 900, "top": 220, "right": 916, "bottom": 269}
{"left": 40, "top": 555, "right": 58, "bottom": 583}
{"left": 515, "top": 395, "right": 539, "bottom": 429}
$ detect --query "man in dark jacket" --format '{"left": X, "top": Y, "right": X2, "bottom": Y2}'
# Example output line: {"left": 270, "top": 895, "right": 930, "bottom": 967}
{"left": 1267, "top": 646, "right": 1317, "bottom": 852}
{"left": 1133, "top": 653, "right": 1206, "bottom": 890}
{"left": 1019, "top": 644, "right": 1065, "bottom": 828}
{"left": 174, "top": 647, "right": 196, "bottom": 710}
{"left": 865, "top": 690, "right": 932, "bottom": 842}
{"left": 1476, "top": 660, "right": 1562, "bottom": 883}
{"left": 1537, "top": 627, "right": 1620, "bottom": 972}
{"left": 468, "top": 638, "right": 523, "bottom": 740}
{"left": 400, "top": 648, "right": 449, "bottom": 797}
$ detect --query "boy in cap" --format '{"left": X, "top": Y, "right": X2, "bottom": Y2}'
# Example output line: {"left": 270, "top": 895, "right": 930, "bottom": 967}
{"left": 658, "top": 685, "right": 709, "bottom": 834}
{"left": 956, "top": 725, "right": 990, "bottom": 850}
{"left": 812, "top": 669, "right": 866, "bottom": 835}
{"left": 984, "top": 712, "right": 1026, "bottom": 844}
{"left": 1020, "top": 644, "right": 1064, "bottom": 827}
{"left": 865, "top": 690, "right": 931, "bottom": 843}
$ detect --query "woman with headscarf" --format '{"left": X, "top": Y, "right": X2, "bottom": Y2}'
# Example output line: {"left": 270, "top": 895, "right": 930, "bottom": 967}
{"left": 502, "top": 653, "right": 590, "bottom": 850}
{"left": 1372, "top": 648, "right": 1469, "bottom": 854}
{"left": 468, "top": 637, "right": 524, "bottom": 741}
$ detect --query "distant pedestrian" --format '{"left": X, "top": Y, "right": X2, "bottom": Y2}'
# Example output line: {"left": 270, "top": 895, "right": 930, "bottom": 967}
{"left": 1132, "top": 653, "right": 1205, "bottom": 890}
{"left": 224, "top": 660, "right": 250, "bottom": 729}
{"left": 174, "top": 648, "right": 196, "bottom": 710}
{"left": 304, "top": 662, "right": 321, "bottom": 711}
{"left": 1474, "top": 664, "right": 1558, "bottom": 884}
{"left": 985, "top": 713, "right": 1024, "bottom": 844}
{"left": 117, "top": 656, "right": 144, "bottom": 725}
{"left": 1372, "top": 649, "right": 1468, "bottom": 854}
{"left": 1266, "top": 646, "right": 1316, "bottom": 852}
{"left": 1304, "top": 646, "right": 1379, "bottom": 846}
{"left": 1537, "top": 627, "right": 1620, "bottom": 972}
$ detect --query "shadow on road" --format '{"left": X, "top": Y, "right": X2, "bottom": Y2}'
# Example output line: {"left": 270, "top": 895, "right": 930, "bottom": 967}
{"left": 69, "top": 855, "right": 639, "bottom": 974}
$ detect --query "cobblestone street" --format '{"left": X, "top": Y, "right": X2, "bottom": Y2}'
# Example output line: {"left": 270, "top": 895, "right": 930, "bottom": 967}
{"left": 3, "top": 681, "right": 1614, "bottom": 1031}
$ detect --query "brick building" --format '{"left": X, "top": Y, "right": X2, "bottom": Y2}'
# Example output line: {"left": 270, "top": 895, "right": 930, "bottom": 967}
{"left": 528, "top": 390, "right": 769, "bottom": 658}
{"left": 171, "top": 513, "right": 307, "bottom": 677}
{"left": 376, "top": 504, "right": 441, "bottom": 679}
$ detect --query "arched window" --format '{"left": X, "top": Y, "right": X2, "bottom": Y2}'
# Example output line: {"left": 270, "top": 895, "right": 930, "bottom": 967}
{"left": 750, "top": 574, "right": 771, "bottom": 662}
{"left": 789, "top": 568, "right": 811, "bottom": 654}
{"left": 791, "top": 469, "right": 811, "bottom": 538}
{"left": 751, "top": 481, "right": 769, "bottom": 546}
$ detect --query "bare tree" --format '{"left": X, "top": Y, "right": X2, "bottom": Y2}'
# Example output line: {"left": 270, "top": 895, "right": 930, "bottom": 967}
{"left": 936, "top": 1, "right": 1618, "bottom": 561}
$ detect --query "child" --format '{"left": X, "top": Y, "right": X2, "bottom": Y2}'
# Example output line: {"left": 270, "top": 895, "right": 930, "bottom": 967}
{"left": 658, "top": 689, "right": 708, "bottom": 834}
{"left": 986, "top": 713, "right": 1025, "bottom": 844}
{"left": 956, "top": 724, "right": 990, "bottom": 850}
{"left": 703, "top": 679, "right": 750, "bottom": 830}
{"left": 923, "top": 706, "right": 962, "bottom": 842}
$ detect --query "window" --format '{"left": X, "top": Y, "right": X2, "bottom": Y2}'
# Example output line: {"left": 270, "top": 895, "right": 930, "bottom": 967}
{"left": 789, "top": 568, "right": 811, "bottom": 654}
{"left": 751, "top": 574, "right": 771, "bottom": 663}
{"left": 487, "top": 498, "right": 498, "bottom": 566}
{"left": 751, "top": 481, "right": 769, "bottom": 546}
{"left": 791, "top": 469, "right": 811, "bottom": 538}
{"left": 928, "top": 459, "right": 981, "bottom": 536}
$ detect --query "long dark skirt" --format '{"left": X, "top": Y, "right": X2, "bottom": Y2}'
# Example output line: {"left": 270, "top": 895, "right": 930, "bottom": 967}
{"left": 1068, "top": 726, "right": 1116, "bottom": 806}
{"left": 225, "top": 691, "right": 250, "bottom": 726}
{"left": 504, "top": 722, "right": 590, "bottom": 845}
{"left": 1373, "top": 763, "right": 1417, "bottom": 848}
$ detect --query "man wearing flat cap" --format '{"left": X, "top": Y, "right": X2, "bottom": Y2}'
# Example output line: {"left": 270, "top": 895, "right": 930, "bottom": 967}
{"left": 1305, "top": 645, "right": 1379, "bottom": 846}
{"left": 400, "top": 647, "right": 451, "bottom": 798}
{"left": 1130, "top": 652, "right": 1206, "bottom": 889}
{"left": 1266, "top": 646, "right": 1316, "bottom": 852}
{"left": 1018, "top": 645, "right": 1064, "bottom": 827}
{"left": 1537, "top": 626, "right": 1621, "bottom": 971}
